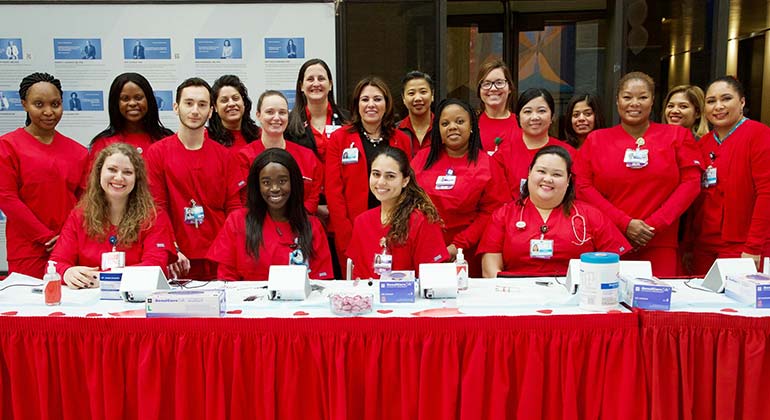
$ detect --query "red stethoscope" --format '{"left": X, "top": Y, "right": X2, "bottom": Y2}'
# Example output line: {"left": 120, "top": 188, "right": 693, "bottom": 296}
{"left": 516, "top": 199, "right": 590, "bottom": 245}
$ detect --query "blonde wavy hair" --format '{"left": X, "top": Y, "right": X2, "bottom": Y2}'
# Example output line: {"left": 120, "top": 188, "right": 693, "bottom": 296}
{"left": 81, "top": 142, "right": 156, "bottom": 246}
{"left": 662, "top": 84, "right": 710, "bottom": 139}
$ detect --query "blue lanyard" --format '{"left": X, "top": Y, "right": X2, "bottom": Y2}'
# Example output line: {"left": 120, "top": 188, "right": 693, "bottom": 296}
{"left": 713, "top": 117, "right": 747, "bottom": 145}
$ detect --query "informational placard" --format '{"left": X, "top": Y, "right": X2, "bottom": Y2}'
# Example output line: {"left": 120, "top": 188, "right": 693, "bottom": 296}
{"left": 0, "top": 3, "right": 336, "bottom": 145}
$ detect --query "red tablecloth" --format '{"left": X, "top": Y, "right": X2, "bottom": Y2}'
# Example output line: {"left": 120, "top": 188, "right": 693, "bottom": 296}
{"left": 0, "top": 314, "right": 645, "bottom": 420}
{"left": 641, "top": 311, "right": 770, "bottom": 420}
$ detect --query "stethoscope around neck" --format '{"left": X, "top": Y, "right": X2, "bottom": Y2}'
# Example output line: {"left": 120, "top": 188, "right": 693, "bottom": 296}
{"left": 516, "top": 198, "right": 591, "bottom": 246}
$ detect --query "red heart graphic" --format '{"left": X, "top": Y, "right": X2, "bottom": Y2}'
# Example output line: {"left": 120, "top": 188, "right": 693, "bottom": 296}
{"left": 85, "top": 313, "right": 102, "bottom": 317}
{"left": 720, "top": 308, "right": 738, "bottom": 313}
{"left": 293, "top": 311, "right": 309, "bottom": 316}
{"left": 536, "top": 309, "right": 553, "bottom": 314}
{"left": 1, "top": 311, "right": 18, "bottom": 316}
{"left": 226, "top": 309, "right": 242, "bottom": 315}
{"left": 607, "top": 309, "right": 622, "bottom": 313}
{"left": 377, "top": 309, "right": 393, "bottom": 314}
{"left": 48, "top": 312, "right": 66, "bottom": 317}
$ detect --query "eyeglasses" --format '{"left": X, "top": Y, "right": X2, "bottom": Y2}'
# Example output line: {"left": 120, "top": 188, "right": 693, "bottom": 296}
{"left": 480, "top": 79, "right": 508, "bottom": 90}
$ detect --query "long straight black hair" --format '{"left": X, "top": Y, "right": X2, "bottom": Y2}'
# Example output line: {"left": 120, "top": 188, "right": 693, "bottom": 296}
{"left": 91, "top": 72, "right": 172, "bottom": 146}
{"left": 245, "top": 148, "right": 314, "bottom": 261}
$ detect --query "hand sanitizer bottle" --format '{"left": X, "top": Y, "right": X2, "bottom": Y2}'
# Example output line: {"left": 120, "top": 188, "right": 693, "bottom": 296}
{"left": 456, "top": 248, "right": 469, "bottom": 291}
{"left": 44, "top": 261, "right": 61, "bottom": 306}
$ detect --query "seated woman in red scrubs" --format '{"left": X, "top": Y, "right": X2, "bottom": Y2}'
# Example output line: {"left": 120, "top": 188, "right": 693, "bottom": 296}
{"left": 479, "top": 146, "right": 630, "bottom": 277}
{"left": 347, "top": 147, "right": 449, "bottom": 279}
{"left": 51, "top": 143, "right": 177, "bottom": 288}
{"left": 208, "top": 148, "right": 333, "bottom": 280}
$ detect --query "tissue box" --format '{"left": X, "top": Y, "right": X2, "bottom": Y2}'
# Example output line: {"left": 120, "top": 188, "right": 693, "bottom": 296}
{"left": 619, "top": 275, "right": 671, "bottom": 310}
{"left": 99, "top": 272, "right": 122, "bottom": 300}
{"left": 380, "top": 270, "right": 416, "bottom": 303}
{"left": 145, "top": 289, "right": 226, "bottom": 318}
{"left": 725, "top": 273, "right": 770, "bottom": 308}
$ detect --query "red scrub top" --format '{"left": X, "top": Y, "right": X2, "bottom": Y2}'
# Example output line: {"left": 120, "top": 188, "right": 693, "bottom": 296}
{"left": 492, "top": 134, "right": 575, "bottom": 200}
{"left": 347, "top": 207, "right": 449, "bottom": 279}
{"left": 325, "top": 126, "right": 412, "bottom": 253}
{"left": 690, "top": 119, "right": 770, "bottom": 255}
{"left": 228, "top": 130, "right": 249, "bottom": 151}
{"left": 89, "top": 132, "right": 153, "bottom": 164}
{"left": 304, "top": 103, "right": 340, "bottom": 163}
{"left": 412, "top": 149, "right": 510, "bottom": 250}
{"left": 144, "top": 134, "right": 240, "bottom": 260}
{"left": 50, "top": 208, "right": 177, "bottom": 278}
{"left": 206, "top": 208, "right": 333, "bottom": 280}
{"left": 228, "top": 139, "right": 323, "bottom": 214}
{"left": 478, "top": 112, "right": 520, "bottom": 154}
{"left": 397, "top": 114, "right": 433, "bottom": 157}
{"left": 0, "top": 128, "right": 87, "bottom": 277}
{"left": 478, "top": 199, "right": 630, "bottom": 276}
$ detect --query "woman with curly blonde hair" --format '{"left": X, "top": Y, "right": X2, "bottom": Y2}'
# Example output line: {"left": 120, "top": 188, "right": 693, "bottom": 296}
{"left": 51, "top": 142, "right": 177, "bottom": 288}
{"left": 347, "top": 147, "right": 449, "bottom": 279}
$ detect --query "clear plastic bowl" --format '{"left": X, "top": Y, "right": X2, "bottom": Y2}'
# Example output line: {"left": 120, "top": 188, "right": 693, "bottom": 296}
{"left": 329, "top": 292, "right": 374, "bottom": 316}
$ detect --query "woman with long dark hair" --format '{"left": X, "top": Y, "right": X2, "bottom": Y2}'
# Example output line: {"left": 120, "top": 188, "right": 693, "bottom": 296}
{"left": 208, "top": 74, "right": 260, "bottom": 150}
{"left": 347, "top": 147, "right": 448, "bottom": 279}
{"left": 559, "top": 93, "right": 606, "bottom": 148}
{"left": 90, "top": 73, "right": 172, "bottom": 160}
{"left": 0, "top": 72, "right": 88, "bottom": 277}
{"left": 208, "top": 148, "right": 332, "bottom": 280}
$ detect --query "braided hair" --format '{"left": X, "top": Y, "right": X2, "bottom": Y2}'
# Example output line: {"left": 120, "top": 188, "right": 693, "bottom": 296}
{"left": 19, "top": 72, "right": 62, "bottom": 126}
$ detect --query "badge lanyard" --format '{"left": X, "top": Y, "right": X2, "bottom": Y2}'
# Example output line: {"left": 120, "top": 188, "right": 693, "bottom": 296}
{"left": 713, "top": 117, "right": 747, "bottom": 145}
{"left": 703, "top": 151, "right": 718, "bottom": 188}
{"left": 101, "top": 234, "right": 126, "bottom": 270}
{"left": 373, "top": 237, "right": 393, "bottom": 275}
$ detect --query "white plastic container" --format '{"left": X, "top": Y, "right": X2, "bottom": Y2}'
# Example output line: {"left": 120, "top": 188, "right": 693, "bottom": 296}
{"left": 456, "top": 248, "right": 469, "bottom": 291}
{"left": 578, "top": 252, "right": 620, "bottom": 311}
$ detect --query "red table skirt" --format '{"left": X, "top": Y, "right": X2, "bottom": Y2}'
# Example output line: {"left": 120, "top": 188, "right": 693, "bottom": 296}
{"left": 0, "top": 314, "right": 645, "bottom": 420}
{"left": 641, "top": 311, "right": 770, "bottom": 420}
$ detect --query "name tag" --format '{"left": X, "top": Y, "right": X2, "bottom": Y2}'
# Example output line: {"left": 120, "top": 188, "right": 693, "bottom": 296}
{"left": 624, "top": 149, "right": 649, "bottom": 168}
{"left": 342, "top": 146, "right": 359, "bottom": 165}
{"left": 435, "top": 175, "right": 456, "bottom": 190}
{"left": 184, "top": 204, "right": 205, "bottom": 226}
{"left": 101, "top": 251, "right": 126, "bottom": 271}
{"left": 703, "top": 167, "right": 717, "bottom": 188}
{"left": 374, "top": 253, "right": 393, "bottom": 275}
{"left": 530, "top": 239, "right": 554, "bottom": 259}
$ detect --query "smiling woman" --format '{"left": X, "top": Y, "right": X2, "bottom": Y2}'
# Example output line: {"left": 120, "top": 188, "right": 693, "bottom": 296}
{"left": 208, "top": 148, "right": 333, "bottom": 280}
{"left": 479, "top": 146, "right": 629, "bottom": 278}
{"left": 50, "top": 142, "right": 177, "bottom": 288}
{"left": 207, "top": 74, "right": 260, "bottom": 150}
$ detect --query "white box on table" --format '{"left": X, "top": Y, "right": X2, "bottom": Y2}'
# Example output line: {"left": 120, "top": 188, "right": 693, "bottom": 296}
{"left": 724, "top": 273, "right": 770, "bottom": 308}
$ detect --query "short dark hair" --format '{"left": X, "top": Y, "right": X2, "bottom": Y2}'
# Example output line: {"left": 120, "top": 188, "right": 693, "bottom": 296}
{"left": 424, "top": 98, "right": 481, "bottom": 170}
{"left": 175, "top": 77, "right": 212, "bottom": 104}
{"left": 19, "top": 72, "right": 63, "bottom": 126}
{"left": 516, "top": 88, "right": 555, "bottom": 124}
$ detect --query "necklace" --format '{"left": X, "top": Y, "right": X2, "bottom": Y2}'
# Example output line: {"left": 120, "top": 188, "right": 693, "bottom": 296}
{"left": 363, "top": 130, "right": 383, "bottom": 145}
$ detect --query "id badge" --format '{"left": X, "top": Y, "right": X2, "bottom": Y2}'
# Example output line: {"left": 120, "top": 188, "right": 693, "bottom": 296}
{"left": 435, "top": 175, "right": 456, "bottom": 190}
{"left": 373, "top": 252, "right": 393, "bottom": 275}
{"left": 184, "top": 205, "right": 205, "bottom": 227}
{"left": 623, "top": 149, "right": 649, "bottom": 168}
{"left": 341, "top": 145, "right": 359, "bottom": 165}
{"left": 519, "top": 178, "right": 527, "bottom": 195}
{"left": 101, "top": 251, "right": 126, "bottom": 271}
{"left": 703, "top": 167, "right": 717, "bottom": 188}
{"left": 289, "top": 248, "right": 307, "bottom": 266}
{"left": 530, "top": 239, "right": 554, "bottom": 259}
{"left": 325, "top": 124, "right": 342, "bottom": 138}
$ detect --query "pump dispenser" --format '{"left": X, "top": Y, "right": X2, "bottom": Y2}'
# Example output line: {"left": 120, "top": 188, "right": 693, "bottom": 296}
{"left": 44, "top": 261, "right": 61, "bottom": 306}
{"left": 456, "top": 248, "right": 469, "bottom": 291}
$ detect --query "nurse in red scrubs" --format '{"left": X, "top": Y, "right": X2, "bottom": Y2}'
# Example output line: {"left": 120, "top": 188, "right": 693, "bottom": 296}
{"left": 687, "top": 76, "right": 770, "bottom": 274}
{"left": 208, "top": 148, "right": 333, "bottom": 280}
{"left": 480, "top": 146, "right": 629, "bottom": 277}
{"left": 207, "top": 74, "right": 260, "bottom": 151}
{"left": 347, "top": 147, "right": 448, "bottom": 279}
{"left": 89, "top": 73, "right": 172, "bottom": 164}
{"left": 397, "top": 71, "right": 434, "bottom": 155}
{"left": 475, "top": 59, "right": 520, "bottom": 154}
{"left": 573, "top": 71, "right": 702, "bottom": 277}
{"left": 412, "top": 98, "right": 509, "bottom": 275}
{"left": 0, "top": 72, "right": 88, "bottom": 277}
{"left": 51, "top": 143, "right": 177, "bottom": 288}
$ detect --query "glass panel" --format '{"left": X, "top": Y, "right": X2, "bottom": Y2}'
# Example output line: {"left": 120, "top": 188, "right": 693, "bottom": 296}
{"left": 446, "top": 27, "right": 503, "bottom": 108}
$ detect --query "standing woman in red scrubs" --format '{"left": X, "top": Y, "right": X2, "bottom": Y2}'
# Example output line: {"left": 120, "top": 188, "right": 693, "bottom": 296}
{"left": 325, "top": 76, "right": 411, "bottom": 261}
{"left": 687, "top": 76, "right": 770, "bottom": 274}
{"left": 208, "top": 148, "right": 333, "bottom": 280}
{"left": 347, "top": 147, "right": 448, "bottom": 279}
{"left": 476, "top": 59, "right": 519, "bottom": 154}
{"left": 662, "top": 84, "right": 709, "bottom": 140}
{"left": 493, "top": 88, "right": 575, "bottom": 201}
{"left": 89, "top": 73, "right": 172, "bottom": 163}
{"left": 0, "top": 72, "right": 88, "bottom": 277}
{"left": 397, "top": 71, "right": 434, "bottom": 156}
{"left": 207, "top": 74, "right": 260, "bottom": 151}
{"left": 286, "top": 58, "right": 349, "bottom": 163}
{"left": 574, "top": 72, "right": 702, "bottom": 277}
{"left": 559, "top": 93, "right": 606, "bottom": 148}
{"left": 412, "top": 98, "right": 509, "bottom": 275}
{"left": 480, "top": 146, "right": 629, "bottom": 277}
